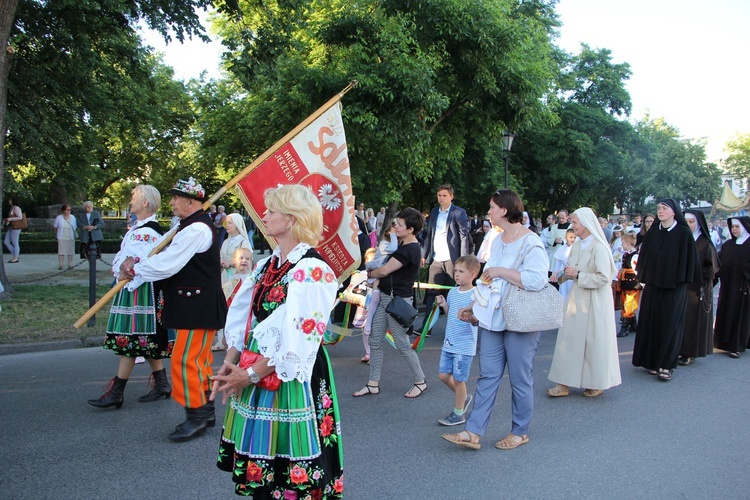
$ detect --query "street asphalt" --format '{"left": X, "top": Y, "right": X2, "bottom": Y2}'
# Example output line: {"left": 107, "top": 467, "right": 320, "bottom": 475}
{"left": 2, "top": 253, "right": 750, "bottom": 499}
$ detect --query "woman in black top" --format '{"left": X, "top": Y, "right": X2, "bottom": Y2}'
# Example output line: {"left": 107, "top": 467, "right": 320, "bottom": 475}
{"left": 354, "top": 208, "right": 428, "bottom": 398}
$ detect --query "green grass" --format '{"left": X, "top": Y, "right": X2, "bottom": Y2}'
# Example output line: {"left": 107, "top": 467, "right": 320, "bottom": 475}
{"left": 0, "top": 285, "right": 111, "bottom": 344}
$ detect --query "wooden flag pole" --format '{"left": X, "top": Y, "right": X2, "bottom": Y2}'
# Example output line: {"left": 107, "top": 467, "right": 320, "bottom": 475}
{"left": 74, "top": 82, "right": 358, "bottom": 329}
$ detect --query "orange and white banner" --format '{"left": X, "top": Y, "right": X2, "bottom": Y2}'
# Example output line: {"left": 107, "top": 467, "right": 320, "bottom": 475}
{"left": 235, "top": 102, "right": 360, "bottom": 282}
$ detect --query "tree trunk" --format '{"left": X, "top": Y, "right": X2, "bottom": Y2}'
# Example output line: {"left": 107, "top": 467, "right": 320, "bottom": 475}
{"left": 0, "top": 0, "right": 20, "bottom": 299}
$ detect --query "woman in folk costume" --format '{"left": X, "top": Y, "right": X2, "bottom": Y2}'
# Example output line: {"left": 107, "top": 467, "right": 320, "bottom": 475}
{"left": 547, "top": 207, "right": 622, "bottom": 398}
{"left": 632, "top": 199, "right": 700, "bottom": 381}
{"left": 713, "top": 216, "right": 750, "bottom": 358}
{"left": 211, "top": 185, "right": 343, "bottom": 499}
{"left": 678, "top": 210, "right": 720, "bottom": 365}
{"left": 88, "top": 185, "right": 172, "bottom": 409}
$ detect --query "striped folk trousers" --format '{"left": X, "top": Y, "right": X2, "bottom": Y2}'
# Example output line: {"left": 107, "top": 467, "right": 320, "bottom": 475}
{"left": 171, "top": 328, "right": 216, "bottom": 408}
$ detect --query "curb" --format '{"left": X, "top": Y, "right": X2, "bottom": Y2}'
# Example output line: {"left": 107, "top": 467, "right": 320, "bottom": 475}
{"left": 0, "top": 335, "right": 103, "bottom": 356}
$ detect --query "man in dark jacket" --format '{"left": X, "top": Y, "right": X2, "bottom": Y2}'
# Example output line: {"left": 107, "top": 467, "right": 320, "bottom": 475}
{"left": 418, "top": 184, "right": 470, "bottom": 332}
{"left": 121, "top": 177, "right": 227, "bottom": 442}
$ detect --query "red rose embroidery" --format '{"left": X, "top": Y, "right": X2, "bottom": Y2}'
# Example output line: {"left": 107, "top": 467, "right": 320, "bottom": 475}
{"left": 320, "top": 415, "right": 334, "bottom": 437}
{"left": 333, "top": 477, "right": 344, "bottom": 494}
{"left": 301, "top": 319, "right": 316, "bottom": 334}
{"left": 267, "top": 286, "right": 285, "bottom": 303}
{"left": 324, "top": 272, "right": 335, "bottom": 283}
{"left": 246, "top": 461, "right": 263, "bottom": 482}
{"left": 311, "top": 267, "right": 323, "bottom": 281}
{"left": 289, "top": 465, "right": 309, "bottom": 485}
{"left": 115, "top": 336, "right": 128, "bottom": 347}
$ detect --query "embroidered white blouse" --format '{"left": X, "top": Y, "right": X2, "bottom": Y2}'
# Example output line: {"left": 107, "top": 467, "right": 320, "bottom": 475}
{"left": 111, "top": 215, "right": 164, "bottom": 292}
{"left": 223, "top": 243, "right": 339, "bottom": 383}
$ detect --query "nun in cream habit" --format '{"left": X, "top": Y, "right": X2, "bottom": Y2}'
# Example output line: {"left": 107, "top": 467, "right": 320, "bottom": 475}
{"left": 547, "top": 207, "right": 622, "bottom": 397}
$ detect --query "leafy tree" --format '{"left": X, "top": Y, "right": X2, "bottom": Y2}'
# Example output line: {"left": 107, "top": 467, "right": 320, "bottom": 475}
{"left": 513, "top": 45, "right": 635, "bottom": 217}
{"left": 628, "top": 117, "right": 721, "bottom": 210}
{"left": 0, "top": 0, "right": 233, "bottom": 296}
{"left": 208, "top": 0, "right": 560, "bottom": 213}
{"left": 724, "top": 133, "right": 750, "bottom": 191}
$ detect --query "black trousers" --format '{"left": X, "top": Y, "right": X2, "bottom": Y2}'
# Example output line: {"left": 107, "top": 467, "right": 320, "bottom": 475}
{"left": 422, "top": 259, "right": 455, "bottom": 321}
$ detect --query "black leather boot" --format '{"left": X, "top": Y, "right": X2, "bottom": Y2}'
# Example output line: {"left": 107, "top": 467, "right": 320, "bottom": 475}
{"left": 168, "top": 405, "right": 213, "bottom": 442}
{"left": 617, "top": 317, "right": 629, "bottom": 337}
{"left": 629, "top": 317, "right": 638, "bottom": 333}
{"left": 88, "top": 376, "right": 127, "bottom": 409}
{"left": 139, "top": 368, "right": 172, "bottom": 402}
{"left": 204, "top": 391, "right": 216, "bottom": 428}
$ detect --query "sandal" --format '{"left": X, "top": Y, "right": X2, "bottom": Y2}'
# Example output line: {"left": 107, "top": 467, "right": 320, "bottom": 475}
{"left": 360, "top": 355, "right": 370, "bottom": 363}
{"left": 646, "top": 369, "right": 658, "bottom": 375}
{"left": 495, "top": 433, "right": 529, "bottom": 450}
{"left": 658, "top": 369, "right": 672, "bottom": 381}
{"left": 582, "top": 389, "right": 603, "bottom": 397}
{"left": 678, "top": 356, "right": 694, "bottom": 366}
{"left": 404, "top": 382, "right": 427, "bottom": 398}
{"left": 442, "top": 430, "right": 481, "bottom": 450}
{"left": 729, "top": 352, "right": 741, "bottom": 359}
{"left": 353, "top": 384, "right": 380, "bottom": 397}
{"left": 547, "top": 384, "right": 569, "bottom": 397}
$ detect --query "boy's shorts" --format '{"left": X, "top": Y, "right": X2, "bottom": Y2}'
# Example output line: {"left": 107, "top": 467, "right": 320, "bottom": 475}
{"left": 439, "top": 351, "right": 474, "bottom": 383}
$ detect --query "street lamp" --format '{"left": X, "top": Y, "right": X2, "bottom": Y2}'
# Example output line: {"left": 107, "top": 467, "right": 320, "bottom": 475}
{"left": 502, "top": 131, "right": 515, "bottom": 189}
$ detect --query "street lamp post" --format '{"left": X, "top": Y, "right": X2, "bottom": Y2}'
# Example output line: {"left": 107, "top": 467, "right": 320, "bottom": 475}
{"left": 502, "top": 131, "right": 515, "bottom": 189}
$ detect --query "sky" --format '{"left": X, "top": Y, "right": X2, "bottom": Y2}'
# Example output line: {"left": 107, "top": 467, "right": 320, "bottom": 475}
{"left": 142, "top": 1, "right": 750, "bottom": 160}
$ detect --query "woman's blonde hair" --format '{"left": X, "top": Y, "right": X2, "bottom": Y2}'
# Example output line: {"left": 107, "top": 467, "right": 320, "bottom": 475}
{"left": 265, "top": 185, "right": 323, "bottom": 246}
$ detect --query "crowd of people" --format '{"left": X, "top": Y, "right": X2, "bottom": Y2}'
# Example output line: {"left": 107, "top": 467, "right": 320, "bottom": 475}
{"left": 41, "top": 175, "right": 744, "bottom": 498}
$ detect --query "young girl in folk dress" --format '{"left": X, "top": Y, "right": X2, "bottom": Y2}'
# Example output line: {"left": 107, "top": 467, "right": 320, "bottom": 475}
{"left": 617, "top": 232, "right": 640, "bottom": 337}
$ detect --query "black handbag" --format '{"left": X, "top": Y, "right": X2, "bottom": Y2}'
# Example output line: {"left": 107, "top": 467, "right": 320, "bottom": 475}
{"left": 384, "top": 275, "right": 418, "bottom": 328}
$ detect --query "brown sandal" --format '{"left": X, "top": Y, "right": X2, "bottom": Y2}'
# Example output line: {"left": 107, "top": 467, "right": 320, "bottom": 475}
{"left": 495, "top": 434, "right": 529, "bottom": 450}
{"left": 582, "top": 389, "right": 603, "bottom": 397}
{"left": 547, "top": 384, "right": 569, "bottom": 397}
{"left": 442, "top": 430, "right": 481, "bottom": 450}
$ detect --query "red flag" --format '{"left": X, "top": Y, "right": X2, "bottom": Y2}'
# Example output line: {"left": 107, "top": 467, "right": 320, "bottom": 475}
{"left": 235, "top": 102, "right": 360, "bottom": 281}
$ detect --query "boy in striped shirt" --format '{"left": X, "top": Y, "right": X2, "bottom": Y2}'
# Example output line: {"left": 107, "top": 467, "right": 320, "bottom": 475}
{"left": 436, "top": 255, "right": 481, "bottom": 426}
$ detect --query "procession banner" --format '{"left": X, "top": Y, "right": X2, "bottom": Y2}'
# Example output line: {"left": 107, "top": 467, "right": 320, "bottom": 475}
{"left": 235, "top": 101, "right": 360, "bottom": 282}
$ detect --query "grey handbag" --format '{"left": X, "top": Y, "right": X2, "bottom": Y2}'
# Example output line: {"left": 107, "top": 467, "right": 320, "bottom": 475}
{"left": 501, "top": 235, "right": 564, "bottom": 332}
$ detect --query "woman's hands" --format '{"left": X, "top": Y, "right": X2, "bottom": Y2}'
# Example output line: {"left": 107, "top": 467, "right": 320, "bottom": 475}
{"left": 480, "top": 267, "right": 503, "bottom": 284}
{"left": 563, "top": 265, "right": 579, "bottom": 279}
{"left": 210, "top": 361, "right": 251, "bottom": 404}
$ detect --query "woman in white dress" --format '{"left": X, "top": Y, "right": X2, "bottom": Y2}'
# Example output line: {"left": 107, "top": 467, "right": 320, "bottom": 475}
{"left": 548, "top": 207, "right": 622, "bottom": 397}
{"left": 53, "top": 204, "right": 77, "bottom": 270}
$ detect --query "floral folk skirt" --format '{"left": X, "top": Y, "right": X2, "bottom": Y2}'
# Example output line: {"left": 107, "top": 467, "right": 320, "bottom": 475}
{"left": 103, "top": 283, "right": 173, "bottom": 359}
{"left": 217, "top": 347, "right": 344, "bottom": 498}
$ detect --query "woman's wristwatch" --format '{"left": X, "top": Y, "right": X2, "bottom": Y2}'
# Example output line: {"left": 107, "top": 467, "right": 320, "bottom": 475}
{"left": 246, "top": 367, "right": 261, "bottom": 384}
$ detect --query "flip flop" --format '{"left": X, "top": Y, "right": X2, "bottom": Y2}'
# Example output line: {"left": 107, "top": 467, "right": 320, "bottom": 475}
{"left": 442, "top": 431, "right": 481, "bottom": 450}
{"left": 495, "top": 434, "right": 529, "bottom": 450}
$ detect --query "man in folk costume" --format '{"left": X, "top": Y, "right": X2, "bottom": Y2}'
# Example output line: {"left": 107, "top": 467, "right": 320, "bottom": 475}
{"left": 120, "top": 177, "right": 228, "bottom": 441}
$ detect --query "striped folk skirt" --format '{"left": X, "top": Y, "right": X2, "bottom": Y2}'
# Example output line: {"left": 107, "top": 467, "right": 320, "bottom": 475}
{"left": 103, "top": 282, "right": 173, "bottom": 359}
{"left": 217, "top": 347, "right": 344, "bottom": 498}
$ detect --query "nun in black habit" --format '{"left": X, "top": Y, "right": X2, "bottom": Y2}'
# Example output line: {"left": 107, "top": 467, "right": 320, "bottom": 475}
{"left": 713, "top": 216, "right": 750, "bottom": 358}
{"left": 678, "top": 210, "right": 720, "bottom": 365}
{"left": 632, "top": 199, "right": 700, "bottom": 380}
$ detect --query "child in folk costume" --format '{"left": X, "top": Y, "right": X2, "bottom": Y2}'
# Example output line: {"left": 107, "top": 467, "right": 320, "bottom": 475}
{"left": 617, "top": 232, "right": 640, "bottom": 337}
